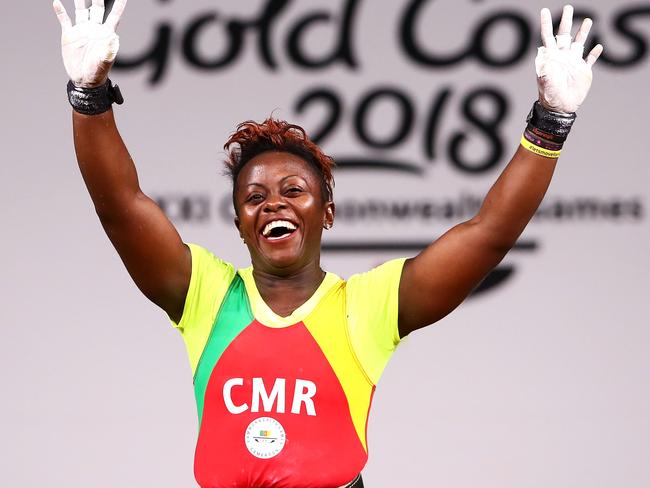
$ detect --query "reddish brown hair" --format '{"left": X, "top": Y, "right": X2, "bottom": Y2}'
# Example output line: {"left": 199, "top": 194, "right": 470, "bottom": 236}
{"left": 224, "top": 118, "right": 335, "bottom": 204}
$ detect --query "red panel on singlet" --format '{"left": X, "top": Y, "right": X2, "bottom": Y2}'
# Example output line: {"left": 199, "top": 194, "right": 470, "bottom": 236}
{"left": 194, "top": 320, "right": 367, "bottom": 488}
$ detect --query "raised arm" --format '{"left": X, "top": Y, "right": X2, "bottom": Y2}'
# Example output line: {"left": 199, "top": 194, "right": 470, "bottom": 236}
{"left": 54, "top": 0, "right": 190, "bottom": 322}
{"left": 398, "top": 5, "right": 603, "bottom": 337}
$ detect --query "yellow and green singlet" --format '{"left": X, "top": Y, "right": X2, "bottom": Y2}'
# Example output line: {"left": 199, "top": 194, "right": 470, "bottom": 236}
{"left": 173, "top": 244, "right": 405, "bottom": 488}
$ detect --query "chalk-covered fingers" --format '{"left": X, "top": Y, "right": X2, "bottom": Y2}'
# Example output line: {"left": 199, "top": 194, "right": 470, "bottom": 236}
{"left": 90, "top": 0, "right": 105, "bottom": 24}
{"left": 573, "top": 17, "right": 592, "bottom": 46}
{"left": 535, "top": 4, "right": 604, "bottom": 113}
{"left": 74, "top": 0, "right": 90, "bottom": 24}
{"left": 53, "top": 0, "right": 72, "bottom": 31}
{"left": 569, "top": 17, "right": 590, "bottom": 56}
{"left": 570, "top": 15, "right": 604, "bottom": 67}
{"left": 555, "top": 5, "right": 574, "bottom": 50}
{"left": 540, "top": 8, "right": 556, "bottom": 49}
{"left": 105, "top": 0, "right": 128, "bottom": 30}
{"left": 56, "top": 0, "right": 120, "bottom": 30}
{"left": 539, "top": 5, "right": 603, "bottom": 64}
{"left": 570, "top": 17, "right": 603, "bottom": 66}
{"left": 54, "top": 0, "right": 126, "bottom": 87}
{"left": 586, "top": 44, "right": 604, "bottom": 67}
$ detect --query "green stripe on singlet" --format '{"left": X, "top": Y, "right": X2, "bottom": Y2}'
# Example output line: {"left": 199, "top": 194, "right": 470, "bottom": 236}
{"left": 193, "top": 274, "right": 253, "bottom": 425}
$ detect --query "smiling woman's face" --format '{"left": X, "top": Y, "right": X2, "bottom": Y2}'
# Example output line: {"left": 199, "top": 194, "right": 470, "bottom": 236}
{"left": 234, "top": 151, "right": 335, "bottom": 275}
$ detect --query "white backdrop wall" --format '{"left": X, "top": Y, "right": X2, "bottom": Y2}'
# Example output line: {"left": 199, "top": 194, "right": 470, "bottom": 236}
{"left": 1, "top": 1, "right": 649, "bottom": 487}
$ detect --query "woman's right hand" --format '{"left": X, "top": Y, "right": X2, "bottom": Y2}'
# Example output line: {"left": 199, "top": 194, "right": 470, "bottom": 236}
{"left": 53, "top": 0, "right": 127, "bottom": 88}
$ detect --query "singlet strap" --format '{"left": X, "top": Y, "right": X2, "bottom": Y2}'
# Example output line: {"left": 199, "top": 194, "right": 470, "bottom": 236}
{"left": 345, "top": 474, "right": 364, "bottom": 487}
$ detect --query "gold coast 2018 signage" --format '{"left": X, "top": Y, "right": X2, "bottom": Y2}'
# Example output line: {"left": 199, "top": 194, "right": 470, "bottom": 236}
{"left": 114, "top": 0, "right": 650, "bottom": 176}
{"left": 114, "top": 0, "right": 650, "bottom": 82}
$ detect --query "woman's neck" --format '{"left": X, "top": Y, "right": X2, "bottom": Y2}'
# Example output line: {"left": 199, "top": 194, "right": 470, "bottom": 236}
{"left": 252, "top": 263, "right": 326, "bottom": 318}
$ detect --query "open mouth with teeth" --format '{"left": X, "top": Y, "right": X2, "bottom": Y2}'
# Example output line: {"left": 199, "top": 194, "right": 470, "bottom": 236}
{"left": 261, "top": 220, "right": 298, "bottom": 241}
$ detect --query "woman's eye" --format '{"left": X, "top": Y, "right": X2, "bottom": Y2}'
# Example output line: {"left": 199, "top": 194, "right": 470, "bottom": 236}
{"left": 286, "top": 187, "right": 302, "bottom": 194}
{"left": 247, "top": 194, "right": 264, "bottom": 203}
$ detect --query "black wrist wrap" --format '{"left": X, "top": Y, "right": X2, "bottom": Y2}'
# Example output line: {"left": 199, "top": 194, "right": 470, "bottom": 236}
{"left": 67, "top": 79, "right": 124, "bottom": 115}
{"left": 526, "top": 101, "right": 576, "bottom": 145}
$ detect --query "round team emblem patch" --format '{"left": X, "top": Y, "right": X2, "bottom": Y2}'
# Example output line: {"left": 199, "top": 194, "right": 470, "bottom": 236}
{"left": 245, "top": 417, "right": 287, "bottom": 459}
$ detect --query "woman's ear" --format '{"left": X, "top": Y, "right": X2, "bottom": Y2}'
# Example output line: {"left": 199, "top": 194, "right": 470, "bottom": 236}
{"left": 324, "top": 202, "right": 335, "bottom": 230}
{"left": 234, "top": 217, "right": 243, "bottom": 239}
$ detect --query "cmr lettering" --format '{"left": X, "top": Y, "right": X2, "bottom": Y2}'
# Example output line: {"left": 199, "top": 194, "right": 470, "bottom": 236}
{"left": 223, "top": 378, "right": 317, "bottom": 416}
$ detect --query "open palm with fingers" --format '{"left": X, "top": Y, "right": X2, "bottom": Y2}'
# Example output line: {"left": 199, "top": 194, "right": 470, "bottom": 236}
{"left": 536, "top": 5, "right": 604, "bottom": 114}
{"left": 53, "top": 0, "right": 128, "bottom": 88}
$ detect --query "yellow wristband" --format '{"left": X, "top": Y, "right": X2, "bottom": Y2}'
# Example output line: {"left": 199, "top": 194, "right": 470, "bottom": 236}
{"left": 520, "top": 135, "right": 562, "bottom": 159}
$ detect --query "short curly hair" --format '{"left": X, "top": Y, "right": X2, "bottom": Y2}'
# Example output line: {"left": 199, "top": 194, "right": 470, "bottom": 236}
{"left": 224, "top": 118, "right": 335, "bottom": 206}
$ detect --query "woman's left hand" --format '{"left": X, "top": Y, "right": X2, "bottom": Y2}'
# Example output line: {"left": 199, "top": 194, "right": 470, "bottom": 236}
{"left": 536, "top": 5, "right": 603, "bottom": 114}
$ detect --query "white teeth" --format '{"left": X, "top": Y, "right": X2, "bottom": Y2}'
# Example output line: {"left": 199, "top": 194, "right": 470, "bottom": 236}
{"left": 262, "top": 220, "right": 297, "bottom": 237}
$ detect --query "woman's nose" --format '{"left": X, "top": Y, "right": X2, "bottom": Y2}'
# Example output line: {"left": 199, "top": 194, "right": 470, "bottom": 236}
{"left": 263, "top": 195, "right": 287, "bottom": 212}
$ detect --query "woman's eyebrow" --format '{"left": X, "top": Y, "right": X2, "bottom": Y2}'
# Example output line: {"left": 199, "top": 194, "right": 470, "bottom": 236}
{"left": 280, "top": 175, "right": 309, "bottom": 184}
